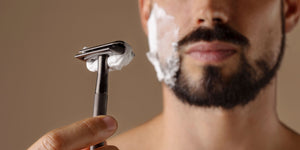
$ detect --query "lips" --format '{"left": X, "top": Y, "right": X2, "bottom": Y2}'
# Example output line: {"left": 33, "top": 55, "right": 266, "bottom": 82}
{"left": 185, "top": 41, "right": 238, "bottom": 63}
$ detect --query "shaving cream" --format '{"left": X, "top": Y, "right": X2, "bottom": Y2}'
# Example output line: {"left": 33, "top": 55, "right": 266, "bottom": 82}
{"left": 147, "top": 3, "right": 180, "bottom": 87}
{"left": 85, "top": 43, "right": 135, "bottom": 72}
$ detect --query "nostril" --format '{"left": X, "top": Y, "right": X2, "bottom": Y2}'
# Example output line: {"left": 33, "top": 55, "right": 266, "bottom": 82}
{"left": 197, "top": 18, "right": 205, "bottom": 24}
{"left": 213, "top": 18, "right": 223, "bottom": 23}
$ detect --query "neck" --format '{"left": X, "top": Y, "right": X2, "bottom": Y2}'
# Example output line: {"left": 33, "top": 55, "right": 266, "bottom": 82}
{"left": 160, "top": 78, "right": 285, "bottom": 150}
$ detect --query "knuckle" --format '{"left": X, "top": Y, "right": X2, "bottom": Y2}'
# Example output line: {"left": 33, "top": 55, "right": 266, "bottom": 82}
{"left": 41, "top": 131, "right": 63, "bottom": 150}
{"left": 81, "top": 119, "right": 103, "bottom": 137}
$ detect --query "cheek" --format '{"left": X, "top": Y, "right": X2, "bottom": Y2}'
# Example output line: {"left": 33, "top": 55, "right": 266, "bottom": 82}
{"left": 147, "top": 3, "right": 180, "bottom": 62}
{"left": 148, "top": 2, "right": 195, "bottom": 68}
{"left": 147, "top": 2, "right": 184, "bottom": 86}
{"left": 155, "top": 0, "right": 195, "bottom": 39}
{"left": 235, "top": 0, "right": 282, "bottom": 70}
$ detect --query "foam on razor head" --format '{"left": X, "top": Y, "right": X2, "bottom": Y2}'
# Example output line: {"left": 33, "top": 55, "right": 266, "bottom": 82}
{"left": 85, "top": 42, "right": 134, "bottom": 72}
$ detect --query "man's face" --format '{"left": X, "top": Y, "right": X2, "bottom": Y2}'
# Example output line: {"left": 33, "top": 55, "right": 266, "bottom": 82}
{"left": 145, "top": 0, "right": 285, "bottom": 108}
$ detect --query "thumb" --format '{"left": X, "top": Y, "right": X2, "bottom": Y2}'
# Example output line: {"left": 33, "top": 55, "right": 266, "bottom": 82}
{"left": 28, "top": 116, "right": 118, "bottom": 150}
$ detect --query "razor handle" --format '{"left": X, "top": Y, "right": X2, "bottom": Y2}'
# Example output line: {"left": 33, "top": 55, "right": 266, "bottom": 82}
{"left": 91, "top": 55, "right": 108, "bottom": 150}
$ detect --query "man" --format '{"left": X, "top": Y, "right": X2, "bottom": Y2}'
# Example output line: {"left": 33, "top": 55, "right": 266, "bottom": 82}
{"left": 29, "top": 0, "right": 300, "bottom": 149}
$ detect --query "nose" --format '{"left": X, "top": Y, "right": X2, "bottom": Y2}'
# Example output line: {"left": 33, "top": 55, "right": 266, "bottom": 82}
{"left": 194, "top": 2, "right": 229, "bottom": 26}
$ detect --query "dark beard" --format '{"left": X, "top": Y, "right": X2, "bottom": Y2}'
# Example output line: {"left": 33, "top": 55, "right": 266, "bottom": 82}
{"left": 173, "top": 48, "right": 284, "bottom": 109}
{"left": 171, "top": 3, "right": 285, "bottom": 109}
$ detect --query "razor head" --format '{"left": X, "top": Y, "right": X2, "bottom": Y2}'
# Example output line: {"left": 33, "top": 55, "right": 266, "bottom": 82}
{"left": 75, "top": 41, "right": 127, "bottom": 61}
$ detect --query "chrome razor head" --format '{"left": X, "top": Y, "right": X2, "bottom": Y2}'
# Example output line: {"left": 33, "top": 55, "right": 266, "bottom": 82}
{"left": 75, "top": 41, "right": 127, "bottom": 61}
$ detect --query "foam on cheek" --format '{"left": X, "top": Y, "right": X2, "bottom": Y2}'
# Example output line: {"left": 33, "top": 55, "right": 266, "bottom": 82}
{"left": 147, "top": 3, "right": 180, "bottom": 87}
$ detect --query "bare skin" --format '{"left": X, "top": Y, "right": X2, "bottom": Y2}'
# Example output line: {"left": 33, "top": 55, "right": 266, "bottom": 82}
{"left": 29, "top": 0, "right": 300, "bottom": 149}
{"left": 110, "top": 0, "right": 300, "bottom": 149}
{"left": 109, "top": 79, "right": 300, "bottom": 150}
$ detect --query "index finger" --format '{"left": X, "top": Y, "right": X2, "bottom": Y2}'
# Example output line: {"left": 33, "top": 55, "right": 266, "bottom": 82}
{"left": 28, "top": 116, "right": 117, "bottom": 150}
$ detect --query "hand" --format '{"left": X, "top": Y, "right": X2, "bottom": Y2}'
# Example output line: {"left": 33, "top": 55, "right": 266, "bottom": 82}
{"left": 28, "top": 116, "right": 118, "bottom": 150}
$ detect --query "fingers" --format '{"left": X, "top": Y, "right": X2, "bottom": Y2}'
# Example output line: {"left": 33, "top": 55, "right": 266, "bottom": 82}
{"left": 28, "top": 116, "right": 118, "bottom": 150}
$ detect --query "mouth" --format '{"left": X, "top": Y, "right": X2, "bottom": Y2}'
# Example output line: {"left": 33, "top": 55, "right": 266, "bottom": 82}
{"left": 185, "top": 41, "right": 238, "bottom": 63}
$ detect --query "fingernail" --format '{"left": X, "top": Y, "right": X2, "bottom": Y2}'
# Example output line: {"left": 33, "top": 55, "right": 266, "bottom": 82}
{"left": 102, "top": 116, "right": 117, "bottom": 131}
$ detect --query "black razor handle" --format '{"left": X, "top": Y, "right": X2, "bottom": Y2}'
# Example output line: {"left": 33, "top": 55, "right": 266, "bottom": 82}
{"left": 91, "top": 55, "right": 108, "bottom": 150}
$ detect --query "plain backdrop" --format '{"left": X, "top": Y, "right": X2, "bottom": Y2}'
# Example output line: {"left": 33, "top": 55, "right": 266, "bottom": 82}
{"left": 0, "top": 0, "right": 299, "bottom": 149}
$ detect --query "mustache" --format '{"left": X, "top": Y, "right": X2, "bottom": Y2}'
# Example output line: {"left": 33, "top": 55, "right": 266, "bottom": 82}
{"left": 178, "top": 23, "right": 250, "bottom": 48}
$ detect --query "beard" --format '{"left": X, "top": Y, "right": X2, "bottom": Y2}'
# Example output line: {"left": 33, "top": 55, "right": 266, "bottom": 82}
{"left": 171, "top": 6, "right": 285, "bottom": 109}
{"left": 173, "top": 48, "right": 284, "bottom": 109}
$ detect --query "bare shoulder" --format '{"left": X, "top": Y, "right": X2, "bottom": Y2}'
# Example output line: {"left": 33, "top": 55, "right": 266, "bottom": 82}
{"left": 280, "top": 123, "right": 300, "bottom": 150}
{"left": 108, "top": 115, "right": 163, "bottom": 150}
{"left": 288, "top": 131, "right": 300, "bottom": 150}
{"left": 290, "top": 130, "right": 300, "bottom": 149}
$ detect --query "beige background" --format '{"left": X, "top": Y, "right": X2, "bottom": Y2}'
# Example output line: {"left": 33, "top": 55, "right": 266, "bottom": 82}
{"left": 0, "top": 0, "right": 299, "bottom": 149}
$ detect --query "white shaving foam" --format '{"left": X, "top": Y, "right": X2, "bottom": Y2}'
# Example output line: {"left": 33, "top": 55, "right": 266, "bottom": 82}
{"left": 85, "top": 43, "right": 135, "bottom": 72}
{"left": 147, "top": 3, "right": 180, "bottom": 87}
